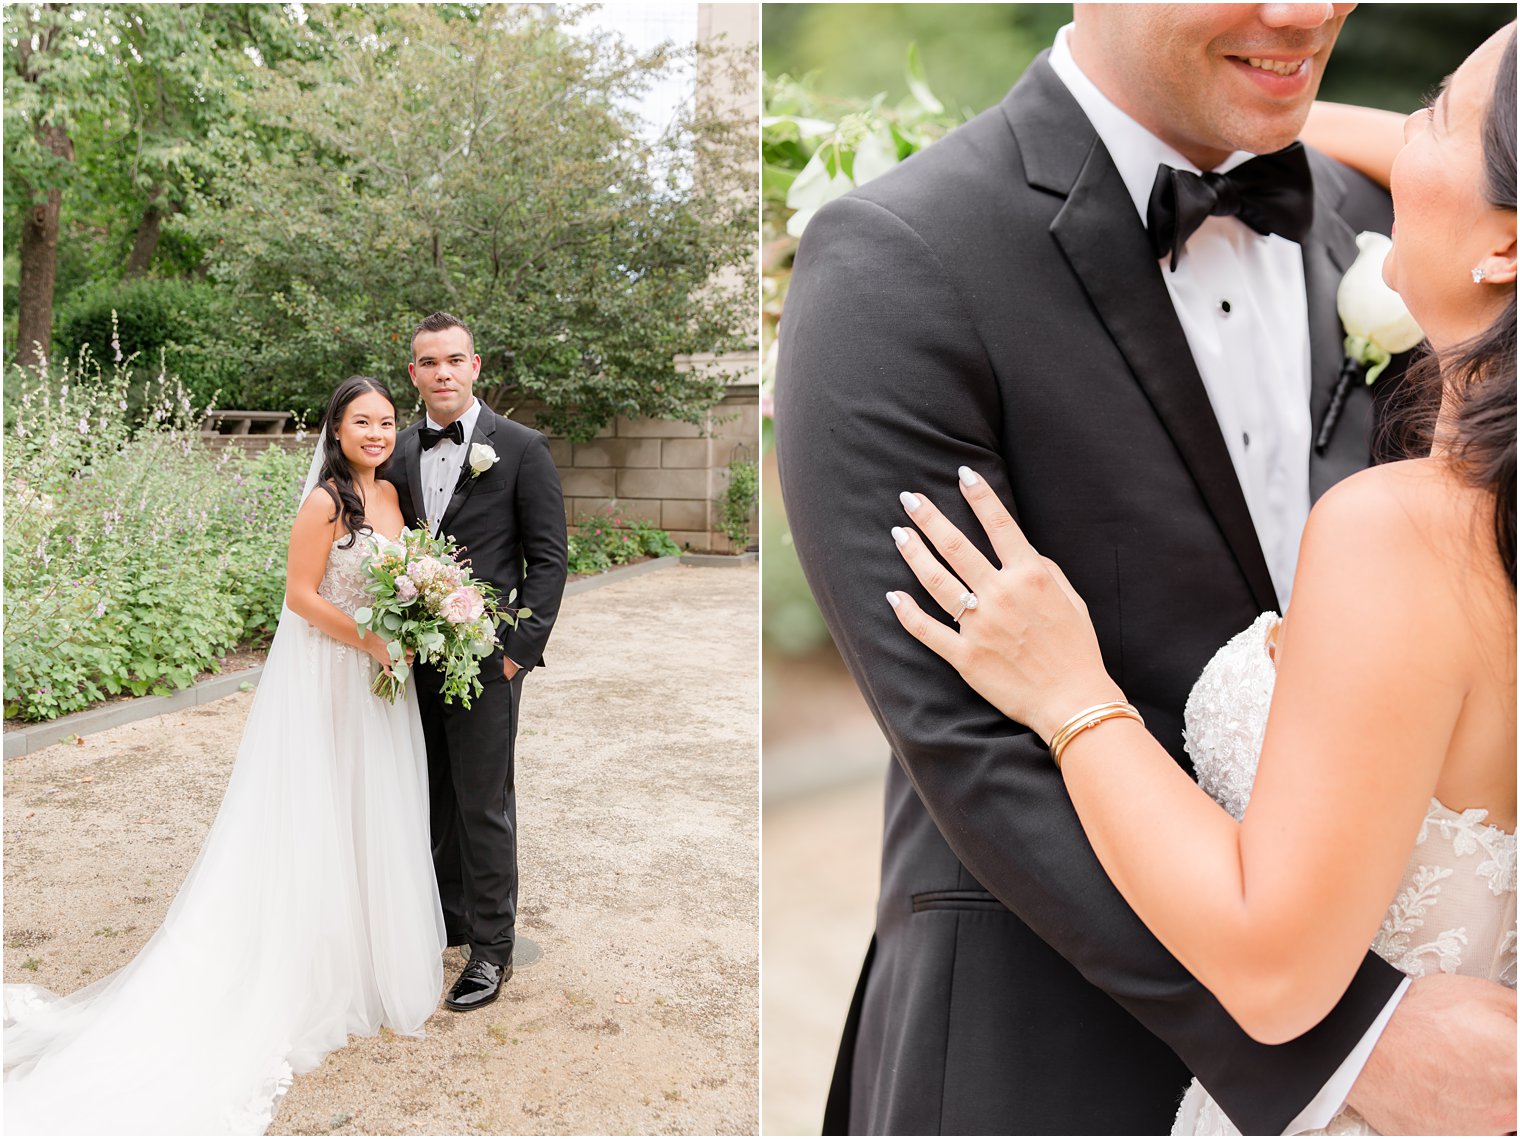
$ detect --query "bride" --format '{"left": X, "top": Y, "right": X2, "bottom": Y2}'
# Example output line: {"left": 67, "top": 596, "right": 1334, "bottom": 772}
{"left": 4, "top": 376, "right": 446, "bottom": 1134}
{"left": 886, "top": 25, "right": 1515, "bottom": 1137}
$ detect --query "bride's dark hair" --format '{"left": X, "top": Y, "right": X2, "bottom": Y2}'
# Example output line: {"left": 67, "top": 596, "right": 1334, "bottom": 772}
{"left": 1382, "top": 28, "right": 1516, "bottom": 586}
{"left": 316, "top": 375, "right": 398, "bottom": 549}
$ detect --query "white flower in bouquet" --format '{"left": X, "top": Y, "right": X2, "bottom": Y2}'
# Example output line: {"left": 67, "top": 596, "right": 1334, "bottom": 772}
{"left": 441, "top": 587, "right": 486, "bottom": 625}
{"left": 1337, "top": 232, "right": 1424, "bottom": 384}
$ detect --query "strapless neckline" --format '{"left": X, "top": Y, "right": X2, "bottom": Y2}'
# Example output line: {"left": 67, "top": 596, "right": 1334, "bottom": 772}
{"left": 1239, "top": 613, "right": 1514, "bottom": 839}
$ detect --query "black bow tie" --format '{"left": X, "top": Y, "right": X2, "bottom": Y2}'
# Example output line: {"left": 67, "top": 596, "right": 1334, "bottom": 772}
{"left": 419, "top": 420, "right": 464, "bottom": 450}
{"left": 1147, "top": 142, "right": 1314, "bottom": 272}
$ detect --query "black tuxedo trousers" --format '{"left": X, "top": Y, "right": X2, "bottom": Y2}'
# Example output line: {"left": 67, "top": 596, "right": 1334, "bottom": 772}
{"left": 415, "top": 658, "right": 522, "bottom": 963}
{"left": 776, "top": 56, "right": 1408, "bottom": 1136}
{"left": 382, "top": 406, "right": 568, "bottom": 966}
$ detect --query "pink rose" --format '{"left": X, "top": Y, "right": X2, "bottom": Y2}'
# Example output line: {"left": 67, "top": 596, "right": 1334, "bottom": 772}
{"left": 440, "top": 587, "right": 485, "bottom": 625}
{"left": 395, "top": 575, "right": 418, "bottom": 603}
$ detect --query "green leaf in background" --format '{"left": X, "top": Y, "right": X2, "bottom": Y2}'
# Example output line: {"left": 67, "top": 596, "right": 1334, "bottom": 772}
{"left": 905, "top": 43, "right": 944, "bottom": 114}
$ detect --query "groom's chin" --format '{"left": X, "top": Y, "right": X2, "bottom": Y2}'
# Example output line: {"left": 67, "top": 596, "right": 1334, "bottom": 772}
{"left": 1221, "top": 107, "right": 1316, "bottom": 159}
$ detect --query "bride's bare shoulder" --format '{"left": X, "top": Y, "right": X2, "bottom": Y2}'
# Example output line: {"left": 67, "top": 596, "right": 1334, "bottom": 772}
{"left": 372, "top": 477, "right": 402, "bottom": 510}
{"left": 1310, "top": 458, "right": 1493, "bottom": 536}
{"left": 1301, "top": 458, "right": 1507, "bottom": 607}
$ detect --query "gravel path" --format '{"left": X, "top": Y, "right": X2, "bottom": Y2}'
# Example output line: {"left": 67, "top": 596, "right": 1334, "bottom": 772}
{"left": 4, "top": 564, "right": 759, "bottom": 1136}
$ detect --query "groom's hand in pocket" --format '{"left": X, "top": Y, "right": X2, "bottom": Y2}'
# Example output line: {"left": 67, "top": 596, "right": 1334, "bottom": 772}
{"left": 503, "top": 658, "right": 521, "bottom": 681}
{"left": 1346, "top": 972, "right": 1516, "bottom": 1134}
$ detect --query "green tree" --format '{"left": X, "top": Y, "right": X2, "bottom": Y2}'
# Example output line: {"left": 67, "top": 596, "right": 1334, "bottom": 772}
{"left": 4, "top": 4, "right": 312, "bottom": 360}
{"left": 5, "top": 3, "right": 94, "bottom": 364}
{"left": 97, "top": 5, "right": 305, "bottom": 278}
{"left": 192, "top": 4, "right": 755, "bottom": 439}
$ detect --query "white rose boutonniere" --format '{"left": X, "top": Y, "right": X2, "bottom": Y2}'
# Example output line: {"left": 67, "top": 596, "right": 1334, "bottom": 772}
{"left": 468, "top": 443, "right": 498, "bottom": 478}
{"left": 1337, "top": 231, "right": 1425, "bottom": 383}
{"left": 1316, "top": 231, "right": 1426, "bottom": 455}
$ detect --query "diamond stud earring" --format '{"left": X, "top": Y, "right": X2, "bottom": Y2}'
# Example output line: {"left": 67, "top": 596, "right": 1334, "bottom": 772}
{"left": 1472, "top": 266, "right": 1487, "bottom": 283}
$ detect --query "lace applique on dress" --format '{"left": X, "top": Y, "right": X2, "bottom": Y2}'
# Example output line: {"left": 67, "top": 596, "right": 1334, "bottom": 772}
{"left": 314, "top": 534, "right": 380, "bottom": 667}
{"left": 316, "top": 534, "right": 378, "bottom": 618}
{"left": 1173, "top": 614, "right": 1517, "bottom": 1137}
{"left": 1181, "top": 612, "right": 1280, "bottom": 823}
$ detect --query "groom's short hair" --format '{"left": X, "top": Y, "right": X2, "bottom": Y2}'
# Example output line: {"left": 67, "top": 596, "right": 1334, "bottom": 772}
{"left": 411, "top": 312, "right": 475, "bottom": 359}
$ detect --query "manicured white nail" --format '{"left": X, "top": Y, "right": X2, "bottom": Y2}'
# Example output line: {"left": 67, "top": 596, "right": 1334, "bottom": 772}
{"left": 885, "top": 591, "right": 901, "bottom": 609}
{"left": 899, "top": 491, "right": 921, "bottom": 512}
{"left": 891, "top": 526, "right": 911, "bottom": 545}
{"left": 958, "top": 465, "right": 979, "bottom": 487}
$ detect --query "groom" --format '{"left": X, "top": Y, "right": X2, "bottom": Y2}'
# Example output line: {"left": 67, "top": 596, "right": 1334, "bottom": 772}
{"left": 385, "top": 311, "right": 568, "bottom": 1011}
{"left": 778, "top": 4, "right": 1512, "bottom": 1135}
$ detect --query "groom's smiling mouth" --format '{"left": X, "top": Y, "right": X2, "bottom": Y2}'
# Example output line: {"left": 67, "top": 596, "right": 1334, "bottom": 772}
{"left": 1224, "top": 51, "right": 1314, "bottom": 95}
{"left": 1241, "top": 57, "right": 1307, "bottom": 77}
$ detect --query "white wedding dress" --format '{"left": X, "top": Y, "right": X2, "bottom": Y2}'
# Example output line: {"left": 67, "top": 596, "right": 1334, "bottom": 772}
{"left": 4, "top": 527, "right": 446, "bottom": 1134}
{"left": 1171, "top": 613, "right": 1517, "bottom": 1136}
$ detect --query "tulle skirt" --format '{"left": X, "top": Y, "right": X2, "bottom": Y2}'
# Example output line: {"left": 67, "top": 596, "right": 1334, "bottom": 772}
{"left": 3, "top": 610, "right": 445, "bottom": 1134}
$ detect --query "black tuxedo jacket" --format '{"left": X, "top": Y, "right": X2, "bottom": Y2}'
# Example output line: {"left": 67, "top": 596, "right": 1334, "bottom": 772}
{"left": 384, "top": 405, "right": 568, "bottom": 671}
{"left": 776, "top": 56, "right": 1406, "bottom": 1136}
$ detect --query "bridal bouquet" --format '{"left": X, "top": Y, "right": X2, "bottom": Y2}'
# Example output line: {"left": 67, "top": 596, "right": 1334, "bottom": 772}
{"left": 353, "top": 528, "right": 529, "bottom": 708}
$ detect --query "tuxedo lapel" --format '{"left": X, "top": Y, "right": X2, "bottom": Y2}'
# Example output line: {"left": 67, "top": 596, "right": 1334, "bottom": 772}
{"left": 1301, "top": 154, "right": 1369, "bottom": 499}
{"left": 438, "top": 409, "right": 499, "bottom": 534}
{"left": 1013, "top": 64, "right": 1277, "bottom": 614}
{"left": 401, "top": 427, "right": 427, "bottom": 528}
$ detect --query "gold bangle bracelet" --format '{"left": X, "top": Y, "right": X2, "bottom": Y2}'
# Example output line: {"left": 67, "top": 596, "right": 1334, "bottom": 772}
{"left": 1049, "top": 701, "right": 1143, "bottom": 769}
{"left": 1046, "top": 701, "right": 1133, "bottom": 756}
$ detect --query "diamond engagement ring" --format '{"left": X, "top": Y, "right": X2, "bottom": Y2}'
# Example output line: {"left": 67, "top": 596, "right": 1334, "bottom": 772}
{"left": 952, "top": 590, "right": 979, "bottom": 623}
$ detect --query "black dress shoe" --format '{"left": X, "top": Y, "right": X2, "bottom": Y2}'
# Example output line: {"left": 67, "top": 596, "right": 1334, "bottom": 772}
{"left": 445, "top": 958, "right": 510, "bottom": 1011}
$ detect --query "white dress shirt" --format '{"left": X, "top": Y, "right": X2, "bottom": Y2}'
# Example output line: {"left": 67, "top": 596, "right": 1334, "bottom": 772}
{"left": 1048, "top": 25, "right": 1407, "bottom": 1133}
{"left": 1050, "top": 26, "right": 1311, "bottom": 609}
{"left": 420, "top": 397, "right": 483, "bottom": 537}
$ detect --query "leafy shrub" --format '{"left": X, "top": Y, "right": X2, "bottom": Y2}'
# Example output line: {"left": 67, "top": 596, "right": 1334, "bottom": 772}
{"left": 3, "top": 349, "right": 308, "bottom": 721}
{"left": 719, "top": 458, "right": 758, "bottom": 548}
{"left": 566, "top": 534, "right": 613, "bottom": 577}
{"left": 567, "top": 503, "right": 680, "bottom": 576}
{"left": 54, "top": 278, "right": 245, "bottom": 413}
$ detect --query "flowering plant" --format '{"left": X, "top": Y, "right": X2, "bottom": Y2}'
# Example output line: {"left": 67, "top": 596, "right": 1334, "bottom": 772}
{"left": 353, "top": 527, "right": 528, "bottom": 707}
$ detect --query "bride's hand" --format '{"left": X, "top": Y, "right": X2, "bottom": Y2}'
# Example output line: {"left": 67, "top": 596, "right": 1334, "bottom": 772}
{"left": 887, "top": 467, "right": 1124, "bottom": 743}
{"left": 363, "top": 634, "right": 413, "bottom": 672}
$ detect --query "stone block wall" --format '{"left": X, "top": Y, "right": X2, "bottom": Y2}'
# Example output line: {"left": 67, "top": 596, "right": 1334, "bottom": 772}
{"left": 201, "top": 433, "right": 310, "bottom": 456}
{"left": 509, "top": 355, "right": 759, "bottom": 551}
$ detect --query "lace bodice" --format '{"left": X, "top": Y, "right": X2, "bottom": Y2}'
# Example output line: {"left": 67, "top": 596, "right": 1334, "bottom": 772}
{"left": 1183, "top": 613, "right": 1517, "bottom": 986}
{"left": 1174, "top": 614, "right": 1516, "bottom": 1135}
{"left": 316, "top": 533, "right": 379, "bottom": 618}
